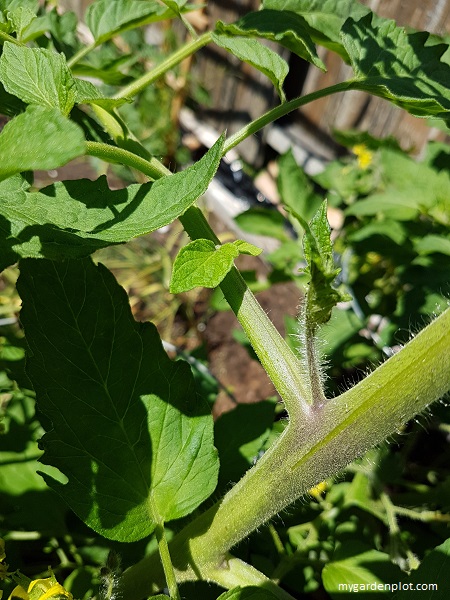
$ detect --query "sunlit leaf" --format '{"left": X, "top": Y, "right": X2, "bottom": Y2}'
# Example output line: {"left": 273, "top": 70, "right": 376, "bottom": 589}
{"left": 18, "top": 258, "right": 219, "bottom": 541}
{"left": 0, "top": 106, "right": 85, "bottom": 182}
{"left": 170, "top": 238, "right": 261, "bottom": 293}
{"left": 215, "top": 10, "right": 325, "bottom": 71}
{"left": 212, "top": 33, "right": 289, "bottom": 101}
{"left": 343, "top": 14, "right": 450, "bottom": 121}
{"left": 86, "top": 0, "right": 176, "bottom": 44}
{"left": 0, "top": 134, "right": 224, "bottom": 269}
{"left": 262, "top": 0, "right": 370, "bottom": 60}
{"left": 0, "top": 42, "right": 76, "bottom": 115}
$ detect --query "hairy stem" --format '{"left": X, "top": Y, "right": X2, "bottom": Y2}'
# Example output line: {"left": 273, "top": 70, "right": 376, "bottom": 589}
{"left": 118, "top": 308, "right": 450, "bottom": 598}
{"left": 179, "top": 207, "right": 310, "bottom": 419}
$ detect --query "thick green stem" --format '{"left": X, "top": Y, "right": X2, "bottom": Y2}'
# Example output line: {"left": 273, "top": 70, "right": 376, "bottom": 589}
{"left": 180, "top": 207, "right": 311, "bottom": 421}
{"left": 113, "top": 32, "right": 212, "bottom": 100}
{"left": 118, "top": 308, "right": 450, "bottom": 599}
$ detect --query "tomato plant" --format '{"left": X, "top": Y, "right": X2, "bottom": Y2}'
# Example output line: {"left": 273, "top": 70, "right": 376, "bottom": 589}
{"left": 0, "top": 1, "right": 449, "bottom": 599}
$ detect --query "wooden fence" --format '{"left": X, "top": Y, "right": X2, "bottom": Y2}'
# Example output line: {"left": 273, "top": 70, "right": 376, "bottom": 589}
{"left": 63, "top": 0, "right": 450, "bottom": 165}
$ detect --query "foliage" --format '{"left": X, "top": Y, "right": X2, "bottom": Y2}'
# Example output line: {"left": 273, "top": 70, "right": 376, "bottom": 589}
{"left": 0, "top": 1, "right": 449, "bottom": 599}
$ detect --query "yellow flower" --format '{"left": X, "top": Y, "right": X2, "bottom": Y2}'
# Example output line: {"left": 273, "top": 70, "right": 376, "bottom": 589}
{"left": 8, "top": 574, "right": 73, "bottom": 600}
{"left": 309, "top": 480, "right": 328, "bottom": 501}
{"left": 352, "top": 143, "right": 374, "bottom": 170}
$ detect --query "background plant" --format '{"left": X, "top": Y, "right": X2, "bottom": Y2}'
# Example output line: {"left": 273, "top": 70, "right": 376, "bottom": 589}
{"left": 0, "top": 1, "right": 449, "bottom": 599}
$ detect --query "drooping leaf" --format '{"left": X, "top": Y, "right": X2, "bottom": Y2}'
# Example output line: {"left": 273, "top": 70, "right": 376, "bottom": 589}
{"left": 262, "top": 0, "right": 370, "bottom": 60}
{"left": 0, "top": 134, "right": 224, "bottom": 269}
{"left": 17, "top": 257, "right": 219, "bottom": 542}
{"left": 85, "top": 0, "right": 176, "bottom": 45}
{"left": 0, "top": 0, "right": 38, "bottom": 12}
{"left": 342, "top": 14, "right": 450, "bottom": 122}
{"left": 170, "top": 238, "right": 261, "bottom": 294}
{"left": 0, "top": 42, "right": 76, "bottom": 115}
{"left": 278, "top": 149, "right": 322, "bottom": 223}
{"left": 212, "top": 33, "right": 289, "bottom": 101}
{"left": 0, "top": 105, "right": 86, "bottom": 182}
{"left": 215, "top": 10, "right": 325, "bottom": 71}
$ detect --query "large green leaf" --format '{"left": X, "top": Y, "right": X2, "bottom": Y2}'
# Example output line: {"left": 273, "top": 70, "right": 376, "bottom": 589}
{"left": 0, "top": 42, "right": 76, "bottom": 115}
{"left": 85, "top": 0, "right": 175, "bottom": 44}
{"left": 0, "top": 105, "right": 86, "bottom": 182}
{"left": 343, "top": 14, "right": 450, "bottom": 121}
{"left": 215, "top": 10, "right": 325, "bottom": 71}
{"left": 17, "top": 258, "right": 219, "bottom": 542}
{"left": 170, "top": 238, "right": 261, "bottom": 294}
{"left": 212, "top": 33, "right": 289, "bottom": 101}
{"left": 0, "top": 134, "right": 224, "bottom": 269}
{"left": 262, "top": 0, "right": 370, "bottom": 60}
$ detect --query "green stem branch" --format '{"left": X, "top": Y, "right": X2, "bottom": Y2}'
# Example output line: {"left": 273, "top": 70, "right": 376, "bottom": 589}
{"left": 222, "top": 81, "right": 352, "bottom": 156}
{"left": 113, "top": 32, "right": 212, "bottom": 99}
{"left": 180, "top": 207, "right": 311, "bottom": 421}
{"left": 154, "top": 522, "right": 181, "bottom": 600}
{"left": 118, "top": 308, "right": 450, "bottom": 599}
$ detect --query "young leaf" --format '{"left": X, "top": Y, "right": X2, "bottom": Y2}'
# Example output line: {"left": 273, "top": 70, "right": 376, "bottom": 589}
{"left": 262, "top": 0, "right": 370, "bottom": 60}
{"left": 0, "top": 135, "right": 224, "bottom": 268}
{"left": 343, "top": 14, "right": 450, "bottom": 121}
{"left": 85, "top": 0, "right": 171, "bottom": 45}
{"left": 17, "top": 258, "right": 219, "bottom": 542}
{"left": 0, "top": 105, "right": 86, "bottom": 182}
{"left": 5, "top": 6, "right": 36, "bottom": 40}
{"left": 212, "top": 33, "right": 289, "bottom": 101}
{"left": 295, "top": 202, "right": 350, "bottom": 330}
{"left": 0, "top": 42, "right": 76, "bottom": 116}
{"left": 215, "top": 10, "right": 325, "bottom": 72}
{"left": 170, "top": 238, "right": 261, "bottom": 294}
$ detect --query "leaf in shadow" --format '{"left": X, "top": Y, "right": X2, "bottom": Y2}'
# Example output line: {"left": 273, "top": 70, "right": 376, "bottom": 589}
{"left": 18, "top": 258, "right": 218, "bottom": 542}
